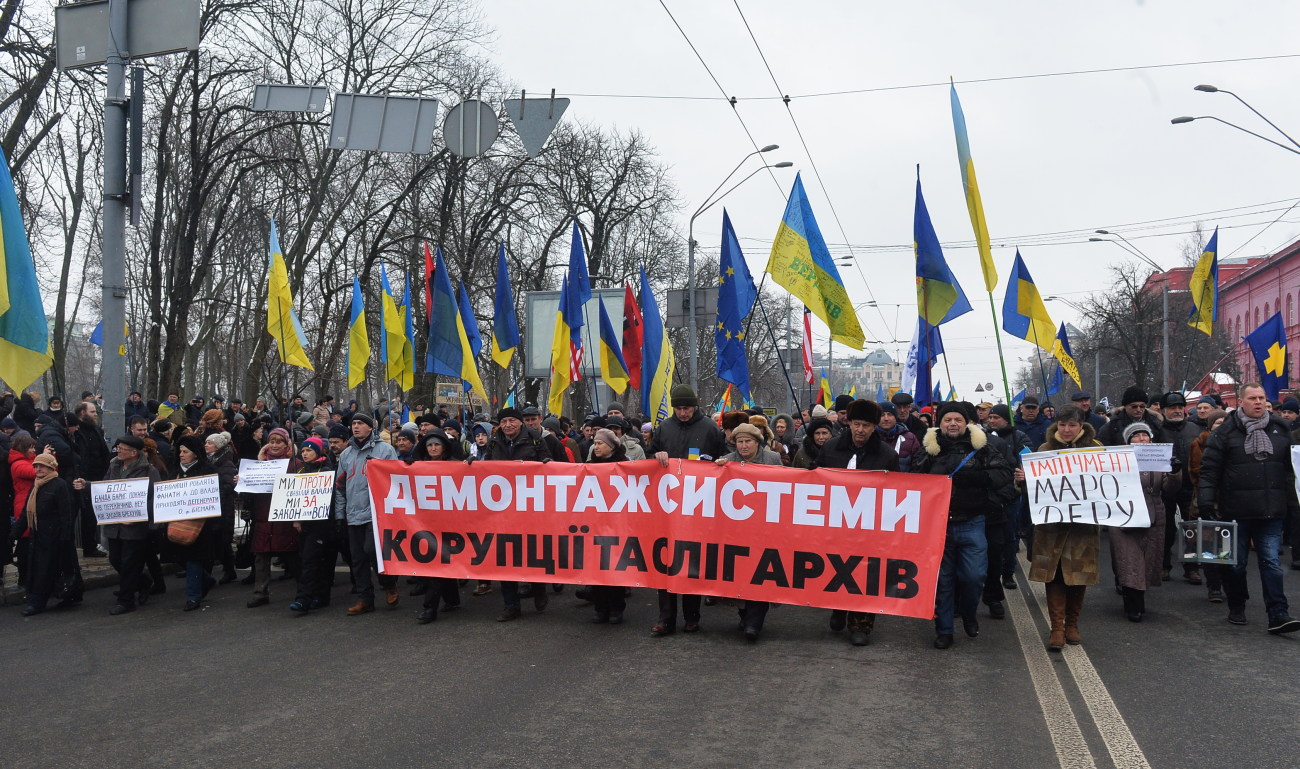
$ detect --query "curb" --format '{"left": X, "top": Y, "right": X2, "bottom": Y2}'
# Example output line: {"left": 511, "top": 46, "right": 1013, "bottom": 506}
{"left": 2, "top": 569, "right": 120, "bottom": 607}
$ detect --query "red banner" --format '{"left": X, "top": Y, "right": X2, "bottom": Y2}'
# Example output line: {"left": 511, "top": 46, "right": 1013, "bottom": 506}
{"left": 366, "top": 458, "right": 951, "bottom": 619}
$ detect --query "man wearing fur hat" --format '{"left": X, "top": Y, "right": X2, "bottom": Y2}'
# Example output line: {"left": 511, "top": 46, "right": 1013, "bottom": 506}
{"left": 647, "top": 384, "right": 726, "bottom": 637}
{"left": 912, "top": 402, "right": 1013, "bottom": 650}
{"left": 815, "top": 399, "right": 900, "bottom": 646}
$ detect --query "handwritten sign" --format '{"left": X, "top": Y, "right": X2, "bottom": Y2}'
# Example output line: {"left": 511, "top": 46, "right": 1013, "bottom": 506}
{"left": 90, "top": 477, "right": 151, "bottom": 524}
{"left": 153, "top": 474, "right": 222, "bottom": 523}
{"left": 1022, "top": 446, "right": 1150, "bottom": 528}
{"left": 268, "top": 471, "right": 335, "bottom": 521}
{"left": 235, "top": 459, "right": 289, "bottom": 493}
{"left": 1131, "top": 442, "right": 1173, "bottom": 472}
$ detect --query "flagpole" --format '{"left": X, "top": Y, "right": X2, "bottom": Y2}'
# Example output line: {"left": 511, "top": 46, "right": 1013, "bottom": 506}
{"left": 987, "top": 291, "right": 1015, "bottom": 420}
{"left": 757, "top": 301, "right": 806, "bottom": 415}
{"left": 1031, "top": 325, "right": 1052, "bottom": 404}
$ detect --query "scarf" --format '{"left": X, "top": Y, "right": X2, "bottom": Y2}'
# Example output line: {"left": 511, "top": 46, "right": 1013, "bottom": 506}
{"left": 26, "top": 471, "right": 57, "bottom": 530}
{"left": 1240, "top": 410, "right": 1273, "bottom": 459}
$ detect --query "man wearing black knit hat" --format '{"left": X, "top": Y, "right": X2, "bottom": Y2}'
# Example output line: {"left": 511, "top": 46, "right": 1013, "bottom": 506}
{"left": 1097, "top": 386, "right": 1163, "bottom": 447}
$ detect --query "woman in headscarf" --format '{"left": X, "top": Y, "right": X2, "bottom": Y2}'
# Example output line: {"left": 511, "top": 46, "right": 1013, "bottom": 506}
{"left": 162, "top": 435, "right": 218, "bottom": 611}
{"left": 14, "top": 452, "right": 75, "bottom": 615}
{"left": 205, "top": 431, "right": 239, "bottom": 584}
{"left": 289, "top": 436, "right": 336, "bottom": 616}
{"left": 245, "top": 427, "right": 300, "bottom": 607}
{"left": 792, "top": 417, "right": 833, "bottom": 469}
{"left": 412, "top": 429, "right": 465, "bottom": 625}
{"left": 587, "top": 428, "right": 629, "bottom": 624}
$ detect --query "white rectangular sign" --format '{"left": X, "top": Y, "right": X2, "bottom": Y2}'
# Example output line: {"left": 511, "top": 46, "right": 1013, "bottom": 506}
{"left": 90, "top": 477, "right": 151, "bottom": 524}
{"left": 152, "top": 474, "right": 222, "bottom": 523}
{"left": 1022, "top": 446, "right": 1151, "bottom": 528}
{"left": 1132, "top": 442, "right": 1173, "bottom": 472}
{"left": 235, "top": 459, "right": 290, "bottom": 493}
{"left": 267, "top": 471, "right": 336, "bottom": 522}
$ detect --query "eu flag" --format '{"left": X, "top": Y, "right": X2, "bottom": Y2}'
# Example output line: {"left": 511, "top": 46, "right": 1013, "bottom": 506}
{"left": 715, "top": 210, "right": 757, "bottom": 401}
{"left": 1244, "top": 312, "right": 1288, "bottom": 400}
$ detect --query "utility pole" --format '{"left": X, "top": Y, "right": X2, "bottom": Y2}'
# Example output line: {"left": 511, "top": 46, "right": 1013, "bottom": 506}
{"left": 101, "top": 0, "right": 129, "bottom": 428}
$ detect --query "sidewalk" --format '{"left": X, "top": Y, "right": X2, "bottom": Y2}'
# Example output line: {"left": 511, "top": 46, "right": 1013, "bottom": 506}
{"left": 1, "top": 553, "right": 119, "bottom": 607}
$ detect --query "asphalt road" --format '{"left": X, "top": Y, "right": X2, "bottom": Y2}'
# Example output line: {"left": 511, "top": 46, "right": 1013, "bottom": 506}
{"left": 4, "top": 542, "right": 1299, "bottom": 769}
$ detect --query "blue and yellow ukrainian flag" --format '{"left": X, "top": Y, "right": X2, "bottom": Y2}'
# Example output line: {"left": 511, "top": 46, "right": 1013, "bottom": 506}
{"left": 1245, "top": 312, "right": 1288, "bottom": 400}
{"left": 426, "top": 245, "right": 487, "bottom": 402}
{"left": 950, "top": 82, "right": 998, "bottom": 293}
{"left": 640, "top": 266, "right": 676, "bottom": 425}
{"left": 819, "top": 368, "right": 833, "bottom": 407}
{"left": 266, "top": 219, "right": 313, "bottom": 371}
{"left": 458, "top": 281, "right": 483, "bottom": 358}
{"left": 0, "top": 146, "right": 50, "bottom": 392}
{"left": 1188, "top": 227, "right": 1220, "bottom": 336}
{"left": 380, "top": 264, "right": 408, "bottom": 388}
{"left": 915, "top": 174, "right": 972, "bottom": 326}
{"left": 597, "top": 296, "right": 630, "bottom": 394}
{"left": 347, "top": 276, "right": 369, "bottom": 389}
{"left": 716, "top": 210, "right": 757, "bottom": 402}
{"left": 491, "top": 242, "right": 521, "bottom": 368}
{"left": 401, "top": 274, "right": 415, "bottom": 390}
{"left": 766, "top": 174, "right": 865, "bottom": 349}
{"left": 547, "top": 274, "right": 576, "bottom": 415}
{"left": 1001, "top": 250, "right": 1057, "bottom": 352}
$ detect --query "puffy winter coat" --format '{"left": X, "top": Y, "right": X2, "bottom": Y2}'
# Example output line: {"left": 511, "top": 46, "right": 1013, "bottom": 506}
{"left": 814, "top": 429, "right": 900, "bottom": 472}
{"left": 334, "top": 432, "right": 399, "bottom": 526}
{"left": 911, "top": 426, "right": 1012, "bottom": 522}
{"left": 483, "top": 425, "right": 550, "bottom": 462}
{"left": 1027, "top": 422, "right": 1101, "bottom": 585}
{"left": 647, "top": 410, "right": 727, "bottom": 462}
{"left": 1197, "top": 411, "right": 1298, "bottom": 521}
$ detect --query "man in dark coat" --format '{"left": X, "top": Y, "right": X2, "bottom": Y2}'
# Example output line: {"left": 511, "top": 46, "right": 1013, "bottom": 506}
{"left": 521, "top": 405, "right": 568, "bottom": 462}
{"left": 891, "top": 391, "right": 928, "bottom": 436}
{"left": 913, "top": 401, "right": 1014, "bottom": 649}
{"left": 480, "top": 406, "right": 552, "bottom": 619}
{"left": 1070, "top": 391, "right": 1107, "bottom": 431}
{"left": 75, "top": 436, "right": 161, "bottom": 615}
{"left": 123, "top": 392, "right": 149, "bottom": 429}
{"left": 648, "top": 384, "right": 726, "bottom": 637}
{"left": 1015, "top": 395, "right": 1051, "bottom": 449}
{"left": 984, "top": 404, "right": 1031, "bottom": 611}
{"left": 815, "top": 398, "right": 900, "bottom": 646}
{"left": 1097, "top": 386, "right": 1162, "bottom": 447}
{"left": 1158, "top": 391, "right": 1204, "bottom": 584}
{"left": 71, "top": 402, "right": 111, "bottom": 558}
{"left": 1198, "top": 383, "right": 1300, "bottom": 634}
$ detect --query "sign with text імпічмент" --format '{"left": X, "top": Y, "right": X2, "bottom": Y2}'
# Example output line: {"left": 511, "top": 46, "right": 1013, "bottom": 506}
{"left": 1023, "top": 447, "right": 1151, "bottom": 528}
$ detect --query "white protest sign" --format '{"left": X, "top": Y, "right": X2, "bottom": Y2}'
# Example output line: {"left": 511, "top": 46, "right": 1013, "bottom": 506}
{"left": 268, "top": 471, "right": 335, "bottom": 521}
{"left": 1132, "top": 443, "right": 1173, "bottom": 472}
{"left": 235, "top": 458, "right": 290, "bottom": 493}
{"left": 1291, "top": 446, "right": 1300, "bottom": 505}
{"left": 1023, "top": 446, "right": 1150, "bottom": 528}
{"left": 90, "top": 477, "right": 151, "bottom": 524}
{"left": 152, "top": 474, "right": 222, "bottom": 523}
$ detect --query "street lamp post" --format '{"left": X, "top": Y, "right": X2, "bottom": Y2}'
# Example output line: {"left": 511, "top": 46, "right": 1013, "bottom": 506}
{"left": 685, "top": 148, "right": 792, "bottom": 391}
{"left": 1172, "top": 84, "right": 1300, "bottom": 157}
{"left": 1091, "top": 232, "right": 1171, "bottom": 392}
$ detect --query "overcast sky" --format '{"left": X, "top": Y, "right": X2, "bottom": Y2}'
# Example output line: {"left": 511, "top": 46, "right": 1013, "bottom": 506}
{"left": 483, "top": 1, "right": 1300, "bottom": 398}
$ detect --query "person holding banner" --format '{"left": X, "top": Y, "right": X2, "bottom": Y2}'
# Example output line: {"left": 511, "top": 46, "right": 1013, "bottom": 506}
{"left": 411, "top": 430, "right": 465, "bottom": 625}
{"left": 481, "top": 407, "right": 552, "bottom": 621}
{"left": 648, "top": 385, "right": 726, "bottom": 637}
{"left": 1023, "top": 406, "right": 1101, "bottom": 650}
{"left": 204, "top": 432, "right": 240, "bottom": 585}
{"left": 1112, "top": 423, "right": 1180, "bottom": 623}
{"left": 246, "top": 428, "right": 302, "bottom": 608}
{"left": 76, "top": 436, "right": 162, "bottom": 616}
{"left": 912, "top": 402, "right": 1012, "bottom": 650}
{"left": 791, "top": 417, "right": 832, "bottom": 469}
{"left": 162, "top": 436, "right": 218, "bottom": 612}
{"left": 716, "top": 422, "right": 783, "bottom": 642}
{"left": 14, "top": 453, "right": 76, "bottom": 616}
{"left": 335, "top": 413, "right": 399, "bottom": 615}
{"left": 1197, "top": 384, "right": 1300, "bottom": 634}
{"left": 815, "top": 399, "right": 901, "bottom": 646}
{"left": 587, "top": 428, "right": 630, "bottom": 626}
{"left": 290, "top": 437, "right": 338, "bottom": 617}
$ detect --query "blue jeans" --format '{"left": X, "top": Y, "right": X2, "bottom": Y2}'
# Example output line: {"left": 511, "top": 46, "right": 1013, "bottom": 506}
{"left": 1224, "top": 518, "right": 1288, "bottom": 620}
{"left": 184, "top": 560, "right": 212, "bottom": 602}
{"left": 935, "top": 516, "right": 987, "bottom": 636}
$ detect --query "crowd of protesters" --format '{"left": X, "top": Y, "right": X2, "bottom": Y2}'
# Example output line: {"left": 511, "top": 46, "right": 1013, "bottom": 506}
{"left": 2, "top": 381, "right": 1298, "bottom": 648}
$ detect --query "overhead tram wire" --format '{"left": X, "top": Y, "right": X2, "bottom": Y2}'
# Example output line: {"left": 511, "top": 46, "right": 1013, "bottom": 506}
{"left": 556, "top": 52, "right": 1300, "bottom": 102}
{"left": 1225, "top": 197, "right": 1300, "bottom": 259}
{"left": 731, "top": 1, "right": 894, "bottom": 344}
{"left": 658, "top": 0, "right": 784, "bottom": 197}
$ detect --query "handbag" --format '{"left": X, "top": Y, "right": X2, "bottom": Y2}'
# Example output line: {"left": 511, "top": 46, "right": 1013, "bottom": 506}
{"left": 167, "top": 518, "right": 204, "bottom": 546}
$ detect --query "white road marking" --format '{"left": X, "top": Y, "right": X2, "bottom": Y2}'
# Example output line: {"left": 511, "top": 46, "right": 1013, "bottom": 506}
{"left": 1018, "top": 555, "right": 1153, "bottom": 769}
{"left": 1006, "top": 569, "right": 1098, "bottom": 769}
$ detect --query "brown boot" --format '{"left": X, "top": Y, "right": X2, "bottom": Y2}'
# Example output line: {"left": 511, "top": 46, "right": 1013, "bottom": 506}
{"left": 347, "top": 600, "right": 374, "bottom": 616}
{"left": 1064, "top": 585, "right": 1086, "bottom": 645}
{"left": 1045, "top": 582, "right": 1066, "bottom": 651}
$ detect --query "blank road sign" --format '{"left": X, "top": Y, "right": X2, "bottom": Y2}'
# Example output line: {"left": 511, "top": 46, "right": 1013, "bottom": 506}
{"left": 55, "top": 0, "right": 200, "bottom": 70}
{"left": 328, "top": 93, "right": 440, "bottom": 154}
{"left": 504, "top": 96, "right": 571, "bottom": 157}
{"left": 442, "top": 100, "right": 500, "bottom": 158}
{"left": 253, "top": 84, "right": 329, "bottom": 113}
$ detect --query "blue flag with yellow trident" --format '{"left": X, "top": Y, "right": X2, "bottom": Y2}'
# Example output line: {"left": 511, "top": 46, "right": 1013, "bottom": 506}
{"left": 1245, "top": 312, "right": 1288, "bottom": 400}
{"left": 716, "top": 210, "right": 757, "bottom": 402}
{"left": 1188, "top": 227, "right": 1220, "bottom": 336}
{"left": 766, "top": 174, "right": 865, "bottom": 349}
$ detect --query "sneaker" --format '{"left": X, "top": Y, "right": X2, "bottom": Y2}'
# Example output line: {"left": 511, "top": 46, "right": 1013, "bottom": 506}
{"left": 1227, "top": 609, "right": 1248, "bottom": 625}
{"left": 1267, "top": 614, "right": 1300, "bottom": 634}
